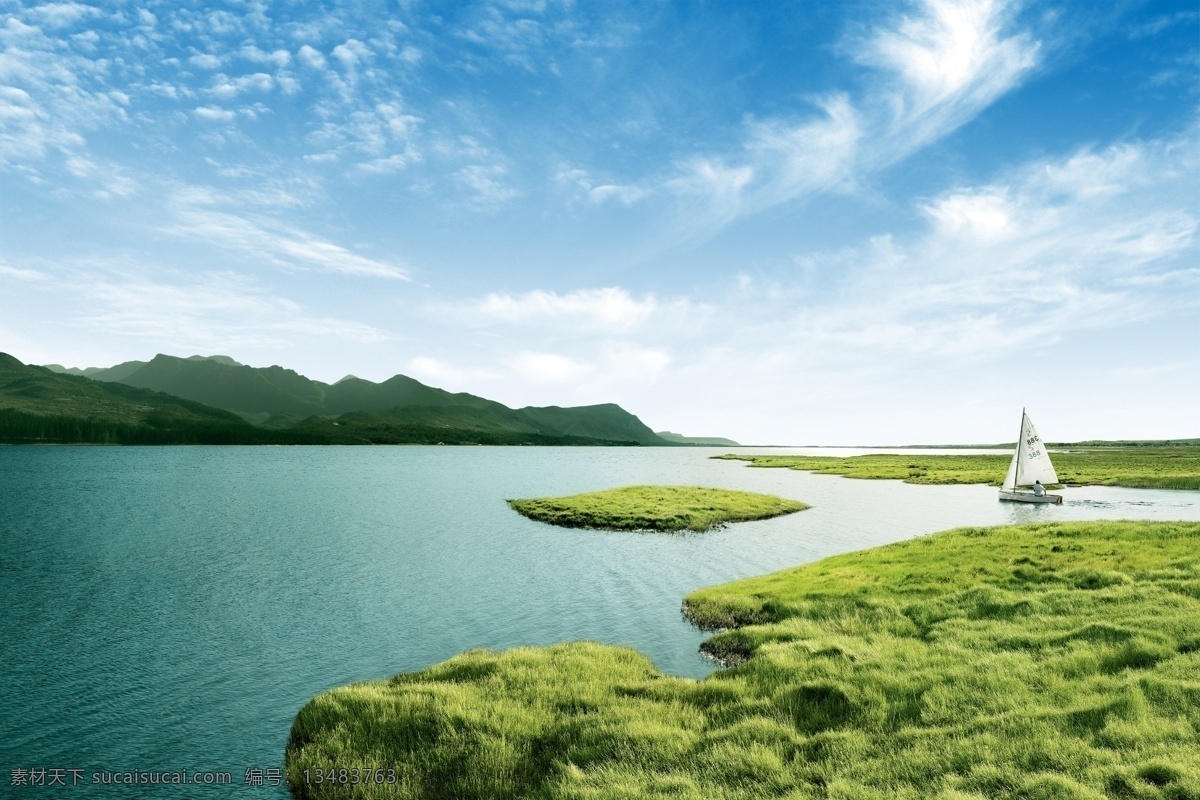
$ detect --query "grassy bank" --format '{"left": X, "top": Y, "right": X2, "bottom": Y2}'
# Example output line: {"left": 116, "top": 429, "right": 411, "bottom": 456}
{"left": 286, "top": 520, "right": 1200, "bottom": 799}
{"left": 715, "top": 449, "right": 1200, "bottom": 490}
{"left": 507, "top": 485, "right": 808, "bottom": 532}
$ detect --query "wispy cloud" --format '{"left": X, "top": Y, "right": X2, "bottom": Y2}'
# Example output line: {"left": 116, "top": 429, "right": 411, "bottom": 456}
{"left": 453, "top": 163, "right": 518, "bottom": 206}
{"left": 667, "top": 93, "right": 862, "bottom": 230}
{"left": 2, "top": 262, "right": 391, "bottom": 355}
{"left": 189, "top": 53, "right": 223, "bottom": 70}
{"left": 0, "top": 263, "right": 51, "bottom": 282}
{"left": 193, "top": 105, "right": 237, "bottom": 122}
{"left": 0, "top": 15, "right": 129, "bottom": 173}
{"left": 736, "top": 126, "right": 1198, "bottom": 368}
{"left": 406, "top": 355, "right": 500, "bottom": 389}
{"left": 450, "top": 0, "right": 637, "bottom": 74}
{"left": 457, "top": 287, "right": 702, "bottom": 333}
{"left": 657, "top": 0, "right": 1040, "bottom": 236}
{"left": 23, "top": 3, "right": 100, "bottom": 29}
{"left": 208, "top": 72, "right": 275, "bottom": 99}
{"left": 74, "top": 271, "right": 391, "bottom": 350}
{"left": 307, "top": 101, "right": 422, "bottom": 168}
{"left": 555, "top": 168, "right": 646, "bottom": 205}
{"left": 509, "top": 351, "right": 592, "bottom": 384}
{"left": 859, "top": 0, "right": 1038, "bottom": 158}
{"left": 523, "top": 123, "right": 1197, "bottom": 439}
{"left": 165, "top": 203, "right": 410, "bottom": 281}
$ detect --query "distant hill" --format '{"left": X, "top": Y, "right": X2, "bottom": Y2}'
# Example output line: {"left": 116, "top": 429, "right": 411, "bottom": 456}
{"left": 0, "top": 354, "right": 322, "bottom": 445}
{"left": 42, "top": 364, "right": 102, "bottom": 377}
{"left": 117, "top": 355, "right": 328, "bottom": 417}
{"left": 28, "top": 353, "right": 669, "bottom": 446}
{"left": 44, "top": 359, "right": 149, "bottom": 383}
{"left": 289, "top": 409, "right": 649, "bottom": 446}
{"left": 1051, "top": 438, "right": 1200, "bottom": 448}
{"left": 656, "top": 431, "right": 741, "bottom": 446}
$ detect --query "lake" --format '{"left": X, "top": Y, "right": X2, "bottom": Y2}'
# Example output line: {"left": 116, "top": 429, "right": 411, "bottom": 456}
{"left": 3, "top": 445, "right": 1199, "bottom": 797}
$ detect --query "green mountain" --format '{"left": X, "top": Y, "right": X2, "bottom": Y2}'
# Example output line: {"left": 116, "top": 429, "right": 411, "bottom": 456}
{"left": 0, "top": 354, "right": 322, "bottom": 445}
{"left": 118, "top": 354, "right": 328, "bottom": 417}
{"left": 290, "top": 409, "right": 648, "bottom": 446}
{"left": 656, "top": 431, "right": 741, "bottom": 446}
{"left": 41, "top": 364, "right": 102, "bottom": 377}
{"left": 26, "top": 352, "right": 669, "bottom": 446}
{"left": 97, "top": 353, "right": 666, "bottom": 444}
{"left": 43, "top": 359, "right": 149, "bottom": 382}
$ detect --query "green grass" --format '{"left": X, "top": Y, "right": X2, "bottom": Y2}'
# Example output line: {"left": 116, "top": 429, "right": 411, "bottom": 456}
{"left": 715, "top": 449, "right": 1200, "bottom": 490}
{"left": 506, "top": 485, "right": 809, "bottom": 532}
{"left": 286, "top": 520, "right": 1200, "bottom": 799}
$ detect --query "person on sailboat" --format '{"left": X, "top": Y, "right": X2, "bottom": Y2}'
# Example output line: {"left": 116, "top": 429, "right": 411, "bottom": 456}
{"left": 1033, "top": 480, "right": 1045, "bottom": 497}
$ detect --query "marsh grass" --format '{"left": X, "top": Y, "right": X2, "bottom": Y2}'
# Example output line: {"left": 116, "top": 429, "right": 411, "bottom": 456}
{"left": 287, "top": 520, "right": 1200, "bottom": 799}
{"left": 715, "top": 449, "right": 1200, "bottom": 490}
{"left": 506, "top": 485, "right": 808, "bottom": 532}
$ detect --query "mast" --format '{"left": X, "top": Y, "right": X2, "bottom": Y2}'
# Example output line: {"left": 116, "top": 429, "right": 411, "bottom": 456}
{"left": 1013, "top": 407, "right": 1026, "bottom": 489}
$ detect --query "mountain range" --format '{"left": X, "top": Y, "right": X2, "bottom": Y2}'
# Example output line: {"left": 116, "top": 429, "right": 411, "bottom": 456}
{"left": 0, "top": 353, "right": 316, "bottom": 445}
{"left": 4, "top": 352, "right": 732, "bottom": 447}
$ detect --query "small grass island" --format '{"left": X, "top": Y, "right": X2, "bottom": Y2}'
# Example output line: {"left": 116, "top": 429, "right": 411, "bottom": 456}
{"left": 507, "top": 485, "right": 809, "bottom": 532}
{"left": 286, "top": 520, "right": 1200, "bottom": 798}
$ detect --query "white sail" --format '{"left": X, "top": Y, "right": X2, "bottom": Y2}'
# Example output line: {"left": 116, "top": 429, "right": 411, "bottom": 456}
{"left": 1013, "top": 411, "right": 1059, "bottom": 487}
{"left": 1002, "top": 449, "right": 1019, "bottom": 490}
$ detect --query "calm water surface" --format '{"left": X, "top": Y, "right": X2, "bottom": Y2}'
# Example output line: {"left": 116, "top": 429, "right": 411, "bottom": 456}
{"left": 3, "top": 446, "right": 1199, "bottom": 797}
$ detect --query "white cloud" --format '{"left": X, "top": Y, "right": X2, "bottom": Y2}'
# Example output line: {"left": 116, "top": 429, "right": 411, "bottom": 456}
{"left": 332, "top": 39, "right": 372, "bottom": 70}
{"left": 0, "top": 18, "right": 129, "bottom": 170}
{"left": 557, "top": 124, "right": 1198, "bottom": 443}
{"left": 667, "top": 94, "right": 861, "bottom": 230}
{"left": 24, "top": 3, "right": 100, "bottom": 29}
{"left": 587, "top": 184, "right": 645, "bottom": 204}
{"left": 356, "top": 153, "right": 413, "bottom": 174}
{"left": 458, "top": 9, "right": 546, "bottom": 73}
{"left": 406, "top": 356, "right": 499, "bottom": 388}
{"left": 189, "top": 53, "right": 222, "bottom": 69}
{"left": 923, "top": 190, "right": 1015, "bottom": 241}
{"left": 297, "top": 45, "right": 327, "bottom": 70}
{"left": 527, "top": 344, "right": 671, "bottom": 388}
{"left": 743, "top": 95, "right": 862, "bottom": 202}
{"left": 209, "top": 72, "right": 274, "bottom": 99}
{"left": 600, "top": 343, "right": 670, "bottom": 379}
{"left": 194, "top": 105, "right": 236, "bottom": 122}
{"left": 466, "top": 287, "right": 668, "bottom": 332}
{"left": 74, "top": 271, "right": 391, "bottom": 350}
{"left": 659, "top": 0, "right": 1039, "bottom": 235}
{"left": 240, "top": 45, "right": 291, "bottom": 68}
{"left": 759, "top": 127, "right": 1197, "bottom": 366}
{"left": 1128, "top": 10, "right": 1200, "bottom": 39}
{"left": 60, "top": 155, "right": 138, "bottom": 198}
{"left": 165, "top": 203, "right": 411, "bottom": 281}
{"left": 307, "top": 101, "right": 422, "bottom": 167}
{"left": 0, "top": 263, "right": 51, "bottom": 282}
{"left": 560, "top": 167, "right": 649, "bottom": 205}
{"left": 862, "top": 0, "right": 1038, "bottom": 151}
{"left": 454, "top": 163, "right": 517, "bottom": 205}
{"left": 510, "top": 351, "right": 592, "bottom": 384}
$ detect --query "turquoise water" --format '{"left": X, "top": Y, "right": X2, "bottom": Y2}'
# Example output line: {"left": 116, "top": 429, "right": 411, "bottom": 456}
{"left": 3, "top": 446, "right": 1199, "bottom": 797}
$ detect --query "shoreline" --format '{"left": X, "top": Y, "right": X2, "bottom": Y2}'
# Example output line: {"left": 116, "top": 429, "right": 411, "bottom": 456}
{"left": 715, "top": 450, "right": 1200, "bottom": 491}
{"left": 285, "top": 519, "right": 1200, "bottom": 798}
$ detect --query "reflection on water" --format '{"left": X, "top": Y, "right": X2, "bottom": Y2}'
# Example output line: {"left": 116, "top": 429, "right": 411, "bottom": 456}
{"left": 1, "top": 446, "right": 1197, "bottom": 797}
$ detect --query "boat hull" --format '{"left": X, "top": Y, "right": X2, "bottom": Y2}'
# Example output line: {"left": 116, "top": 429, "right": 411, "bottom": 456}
{"left": 998, "top": 489, "right": 1063, "bottom": 504}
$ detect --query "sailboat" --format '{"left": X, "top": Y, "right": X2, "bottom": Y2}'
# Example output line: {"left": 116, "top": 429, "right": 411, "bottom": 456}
{"left": 998, "top": 409, "right": 1064, "bottom": 504}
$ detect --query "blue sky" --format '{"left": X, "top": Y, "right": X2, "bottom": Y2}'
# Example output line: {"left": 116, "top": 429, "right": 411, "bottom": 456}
{"left": 1, "top": 0, "right": 1196, "bottom": 444}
